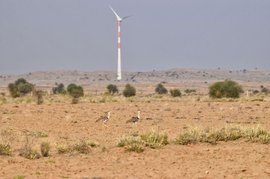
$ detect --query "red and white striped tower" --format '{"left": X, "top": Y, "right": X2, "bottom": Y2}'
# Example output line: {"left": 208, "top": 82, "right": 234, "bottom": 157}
{"left": 117, "top": 20, "right": 122, "bottom": 81}
{"left": 110, "top": 6, "right": 130, "bottom": 81}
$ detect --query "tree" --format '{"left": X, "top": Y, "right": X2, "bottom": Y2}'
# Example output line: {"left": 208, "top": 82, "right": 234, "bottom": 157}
{"left": 8, "top": 78, "right": 33, "bottom": 97}
{"left": 107, "top": 84, "right": 119, "bottom": 95}
{"left": 67, "top": 83, "right": 77, "bottom": 94}
{"left": 67, "top": 84, "right": 84, "bottom": 104}
{"left": 260, "top": 85, "right": 269, "bottom": 95}
{"left": 155, "top": 83, "right": 168, "bottom": 94}
{"left": 52, "top": 83, "right": 66, "bottom": 94}
{"left": 170, "top": 89, "right": 181, "bottom": 97}
{"left": 14, "top": 78, "right": 27, "bottom": 86}
{"left": 123, "top": 84, "right": 136, "bottom": 97}
{"left": 17, "top": 82, "right": 34, "bottom": 95}
{"left": 209, "top": 80, "right": 243, "bottom": 98}
{"left": 8, "top": 83, "right": 19, "bottom": 98}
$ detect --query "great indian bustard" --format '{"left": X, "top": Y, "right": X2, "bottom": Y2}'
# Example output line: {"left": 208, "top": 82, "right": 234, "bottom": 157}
{"left": 126, "top": 111, "right": 140, "bottom": 123}
{"left": 96, "top": 111, "right": 110, "bottom": 124}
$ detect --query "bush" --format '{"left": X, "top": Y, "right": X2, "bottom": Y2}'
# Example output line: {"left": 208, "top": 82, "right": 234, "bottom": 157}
{"left": 35, "top": 90, "right": 44, "bottom": 105}
{"left": 117, "top": 136, "right": 145, "bottom": 153}
{"left": 56, "top": 144, "right": 71, "bottom": 154}
{"left": 52, "top": 83, "right": 66, "bottom": 94}
{"left": 184, "top": 89, "right": 196, "bottom": 94}
{"left": 40, "top": 142, "right": 50, "bottom": 157}
{"left": 67, "top": 83, "right": 77, "bottom": 94}
{"left": 155, "top": 83, "right": 168, "bottom": 94}
{"left": 175, "top": 126, "right": 270, "bottom": 145}
{"left": 17, "top": 83, "right": 33, "bottom": 95}
{"left": 140, "top": 130, "right": 169, "bottom": 149}
{"left": 8, "top": 83, "right": 19, "bottom": 98}
{"left": 0, "top": 144, "right": 11, "bottom": 156}
{"left": 67, "top": 84, "right": 84, "bottom": 103}
{"left": 19, "top": 139, "right": 41, "bottom": 160}
{"left": 261, "top": 86, "right": 269, "bottom": 95}
{"left": 107, "top": 84, "right": 119, "bottom": 95}
{"left": 170, "top": 89, "right": 181, "bottom": 97}
{"left": 56, "top": 140, "right": 95, "bottom": 154}
{"left": 209, "top": 80, "right": 243, "bottom": 98}
{"left": 72, "top": 141, "right": 91, "bottom": 154}
{"left": 8, "top": 78, "right": 34, "bottom": 97}
{"left": 123, "top": 84, "right": 136, "bottom": 97}
{"left": 118, "top": 130, "right": 169, "bottom": 152}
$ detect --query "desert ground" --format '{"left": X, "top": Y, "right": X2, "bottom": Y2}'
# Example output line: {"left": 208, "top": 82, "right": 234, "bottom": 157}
{"left": 0, "top": 82, "right": 270, "bottom": 179}
{"left": 0, "top": 69, "right": 270, "bottom": 179}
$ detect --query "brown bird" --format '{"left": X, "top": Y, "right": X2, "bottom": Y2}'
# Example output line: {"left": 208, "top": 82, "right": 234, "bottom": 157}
{"left": 126, "top": 111, "right": 141, "bottom": 123}
{"left": 96, "top": 111, "right": 110, "bottom": 124}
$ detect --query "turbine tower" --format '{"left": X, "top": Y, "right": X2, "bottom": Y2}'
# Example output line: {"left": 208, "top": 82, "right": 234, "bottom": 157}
{"left": 110, "top": 6, "right": 130, "bottom": 81}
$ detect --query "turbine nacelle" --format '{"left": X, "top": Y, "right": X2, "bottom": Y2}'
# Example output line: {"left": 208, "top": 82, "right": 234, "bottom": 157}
{"left": 109, "top": 6, "right": 131, "bottom": 22}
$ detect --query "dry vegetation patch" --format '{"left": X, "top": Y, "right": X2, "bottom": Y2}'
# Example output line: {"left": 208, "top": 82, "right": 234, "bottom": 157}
{"left": 0, "top": 130, "right": 13, "bottom": 156}
{"left": 57, "top": 140, "right": 98, "bottom": 154}
{"left": 175, "top": 126, "right": 270, "bottom": 145}
{"left": 118, "top": 130, "right": 169, "bottom": 152}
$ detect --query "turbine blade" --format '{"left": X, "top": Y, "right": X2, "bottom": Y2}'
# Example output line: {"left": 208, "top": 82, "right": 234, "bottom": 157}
{"left": 122, "top": 15, "right": 132, "bottom": 20}
{"left": 109, "top": 6, "right": 122, "bottom": 21}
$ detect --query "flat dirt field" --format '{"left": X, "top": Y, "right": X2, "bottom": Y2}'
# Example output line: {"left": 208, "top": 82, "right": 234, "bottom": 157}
{"left": 0, "top": 94, "right": 270, "bottom": 179}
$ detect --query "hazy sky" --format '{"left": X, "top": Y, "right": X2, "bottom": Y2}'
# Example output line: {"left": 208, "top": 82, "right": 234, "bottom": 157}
{"left": 0, "top": 0, "right": 270, "bottom": 74}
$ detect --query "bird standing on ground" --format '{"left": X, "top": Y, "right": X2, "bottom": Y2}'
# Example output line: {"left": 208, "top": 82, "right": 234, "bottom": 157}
{"left": 96, "top": 111, "right": 110, "bottom": 124}
{"left": 126, "top": 111, "right": 140, "bottom": 123}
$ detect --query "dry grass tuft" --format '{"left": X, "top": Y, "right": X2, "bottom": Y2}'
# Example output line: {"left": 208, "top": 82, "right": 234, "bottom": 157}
{"left": 72, "top": 141, "right": 92, "bottom": 154}
{"left": 0, "top": 144, "right": 11, "bottom": 156}
{"left": 175, "top": 126, "right": 270, "bottom": 145}
{"left": 56, "top": 144, "right": 72, "bottom": 154}
{"left": 0, "top": 130, "right": 14, "bottom": 156}
{"left": 118, "top": 130, "right": 169, "bottom": 152}
{"left": 118, "top": 135, "right": 145, "bottom": 153}
{"left": 57, "top": 140, "right": 97, "bottom": 154}
{"left": 140, "top": 130, "right": 169, "bottom": 149}
{"left": 19, "top": 138, "right": 41, "bottom": 160}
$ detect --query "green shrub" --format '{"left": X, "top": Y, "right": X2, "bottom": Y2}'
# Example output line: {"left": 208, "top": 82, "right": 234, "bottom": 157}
{"left": 107, "top": 84, "right": 119, "bottom": 95}
{"left": 170, "top": 89, "right": 181, "bottom": 97}
{"left": 184, "top": 89, "right": 196, "bottom": 94}
{"left": 8, "top": 78, "right": 34, "bottom": 97}
{"left": 8, "top": 83, "right": 19, "bottom": 98}
{"left": 52, "top": 83, "right": 66, "bottom": 94}
{"left": 155, "top": 83, "right": 168, "bottom": 94}
{"left": 209, "top": 80, "right": 243, "bottom": 98}
{"left": 67, "top": 84, "right": 84, "bottom": 104}
{"left": 123, "top": 84, "right": 136, "bottom": 97}
{"left": 261, "top": 86, "right": 269, "bottom": 95}
{"left": 17, "top": 83, "right": 34, "bottom": 95}
{"left": 67, "top": 83, "right": 77, "bottom": 94}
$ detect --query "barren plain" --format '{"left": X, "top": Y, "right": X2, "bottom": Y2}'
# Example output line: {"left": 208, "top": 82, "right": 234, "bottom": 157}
{"left": 0, "top": 69, "right": 270, "bottom": 179}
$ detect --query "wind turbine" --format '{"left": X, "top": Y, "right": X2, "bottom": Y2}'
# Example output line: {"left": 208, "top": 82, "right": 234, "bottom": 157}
{"left": 110, "top": 6, "right": 130, "bottom": 81}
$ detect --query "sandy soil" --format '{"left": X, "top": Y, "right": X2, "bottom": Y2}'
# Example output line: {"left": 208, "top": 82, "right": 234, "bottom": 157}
{"left": 0, "top": 97, "right": 270, "bottom": 179}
